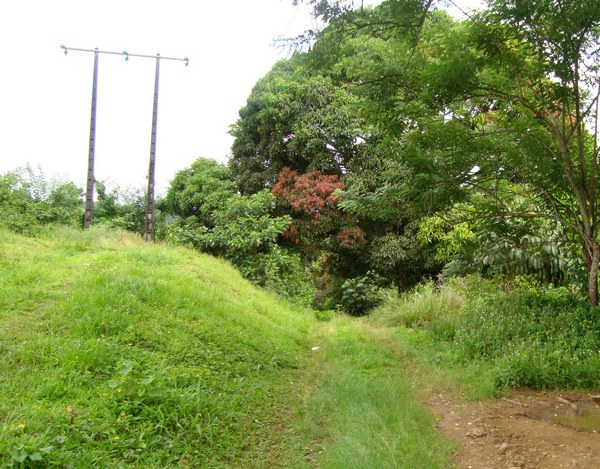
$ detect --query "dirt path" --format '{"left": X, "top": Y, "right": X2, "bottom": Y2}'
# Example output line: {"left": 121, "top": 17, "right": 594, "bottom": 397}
{"left": 428, "top": 390, "right": 600, "bottom": 469}
{"left": 278, "top": 320, "right": 600, "bottom": 468}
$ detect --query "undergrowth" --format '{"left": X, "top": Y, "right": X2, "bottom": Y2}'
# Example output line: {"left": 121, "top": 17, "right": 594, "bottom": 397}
{"left": 370, "top": 277, "right": 600, "bottom": 394}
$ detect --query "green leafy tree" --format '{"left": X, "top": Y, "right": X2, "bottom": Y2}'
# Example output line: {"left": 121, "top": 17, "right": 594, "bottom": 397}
{"left": 161, "top": 157, "right": 237, "bottom": 227}
{"left": 419, "top": 185, "right": 585, "bottom": 286}
{"left": 466, "top": 0, "right": 600, "bottom": 304}
{"left": 296, "top": 0, "right": 600, "bottom": 304}
{"left": 230, "top": 58, "right": 365, "bottom": 194}
{"left": 186, "top": 190, "right": 316, "bottom": 303}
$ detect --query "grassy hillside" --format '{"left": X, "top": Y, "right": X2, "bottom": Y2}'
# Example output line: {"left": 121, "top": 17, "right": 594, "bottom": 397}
{"left": 0, "top": 226, "right": 313, "bottom": 467}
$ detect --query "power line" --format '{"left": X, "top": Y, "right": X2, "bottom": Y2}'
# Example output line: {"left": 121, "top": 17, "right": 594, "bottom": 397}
{"left": 61, "top": 44, "right": 188, "bottom": 238}
{"left": 61, "top": 45, "right": 189, "bottom": 65}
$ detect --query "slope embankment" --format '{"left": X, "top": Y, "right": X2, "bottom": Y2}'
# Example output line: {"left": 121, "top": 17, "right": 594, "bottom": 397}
{"left": 0, "top": 226, "right": 312, "bottom": 467}
{"left": 1, "top": 226, "right": 464, "bottom": 468}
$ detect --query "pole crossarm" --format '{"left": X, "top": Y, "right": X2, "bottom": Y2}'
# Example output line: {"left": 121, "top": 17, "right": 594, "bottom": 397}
{"left": 61, "top": 43, "right": 188, "bottom": 236}
{"left": 60, "top": 44, "right": 189, "bottom": 65}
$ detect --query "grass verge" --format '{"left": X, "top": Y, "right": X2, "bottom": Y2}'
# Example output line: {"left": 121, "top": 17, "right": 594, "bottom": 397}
{"left": 369, "top": 278, "right": 600, "bottom": 397}
{"left": 0, "top": 226, "right": 313, "bottom": 467}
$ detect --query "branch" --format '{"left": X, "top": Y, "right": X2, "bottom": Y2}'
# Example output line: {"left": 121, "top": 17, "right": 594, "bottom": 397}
{"left": 460, "top": 177, "right": 580, "bottom": 234}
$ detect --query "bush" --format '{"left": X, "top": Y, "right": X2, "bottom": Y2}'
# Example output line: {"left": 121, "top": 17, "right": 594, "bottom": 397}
{"left": 454, "top": 288, "right": 600, "bottom": 389}
{"left": 372, "top": 276, "right": 600, "bottom": 390}
{"left": 93, "top": 182, "right": 147, "bottom": 236}
{"left": 262, "top": 246, "right": 317, "bottom": 307}
{"left": 340, "top": 274, "right": 382, "bottom": 316}
{"left": 164, "top": 191, "right": 315, "bottom": 306}
{"left": 0, "top": 167, "right": 83, "bottom": 234}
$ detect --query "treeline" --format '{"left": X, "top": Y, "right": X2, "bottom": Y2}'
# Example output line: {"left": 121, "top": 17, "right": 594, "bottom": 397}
{"left": 219, "top": 0, "right": 599, "bottom": 310}
{"left": 166, "top": 0, "right": 598, "bottom": 311}
{"left": 3, "top": 0, "right": 599, "bottom": 315}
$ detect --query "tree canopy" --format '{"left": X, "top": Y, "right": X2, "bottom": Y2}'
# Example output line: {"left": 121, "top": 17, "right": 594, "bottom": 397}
{"left": 226, "top": 0, "right": 600, "bottom": 307}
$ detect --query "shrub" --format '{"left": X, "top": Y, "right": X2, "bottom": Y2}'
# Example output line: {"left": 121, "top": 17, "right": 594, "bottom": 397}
{"left": 93, "top": 182, "right": 148, "bottom": 236}
{"left": 454, "top": 288, "right": 600, "bottom": 389}
{"left": 262, "top": 246, "right": 317, "bottom": 307}
{"left": 0, "top": 166, "right": 83, "bottom": 234}
{"left": 371, "top": 276, "right": 600, "bottom": 390}
{"left": 371, "top": 282, "right": 465, "bottom": 328}
{"left": 340, "top": 274, "right": 382, "bottom": 316}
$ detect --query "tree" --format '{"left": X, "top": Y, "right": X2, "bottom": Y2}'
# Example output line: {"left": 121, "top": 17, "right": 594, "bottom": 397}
{"left": 161, "top": 157, "right": 237, "bottom": 228}
{"left": 418, "top": 185, "right": 584, "bottom": 286}
{"left": 272, "top": 167, "right": 348, "bottom": 251}
{"left": 230, "top": 58, "right": 365, "bottom": 194}
{"left": 296, "top": 0, "right": 600, "bottom": 304}
{"left": 231, "top": 3, "right": 456, "bottom": 296}
{"left": 436, "top": 0, "right": 600, "bottom": 303}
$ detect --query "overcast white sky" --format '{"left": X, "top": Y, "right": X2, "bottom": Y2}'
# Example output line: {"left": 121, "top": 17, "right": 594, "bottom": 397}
{"left": 0, "top": 0, "right": 481, "bottom": 194}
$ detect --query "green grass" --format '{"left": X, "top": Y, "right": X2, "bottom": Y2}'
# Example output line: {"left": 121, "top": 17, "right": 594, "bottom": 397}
{"left": 373, "top": 282, "right": 465, "bottom": 329}
{"left": 368, "top": 283, "right": 499, "bottom": 400}
{"left": 0, "top": 225, "right": 459, "bottom": 468}
{"left": 0, "top": 226, "right": 313, "bottom": 467}
{"left": 387, "top": 327, "right": 499, "bottom": 400}
{"left": 370, "top": 279, "right": 600, "bottom": 397}
{"left": 298, "top": 318, "right": 457, "bottom": 468}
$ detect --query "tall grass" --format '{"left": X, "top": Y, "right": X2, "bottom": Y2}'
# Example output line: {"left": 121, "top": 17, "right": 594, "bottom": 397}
{"left": 299, "top": 319, "right": 456, "bottom": 468}
{"left": 370, "top": 277, "right": 600, "bottom": 395}
{"left": 0, "top": 226, "right": 313, "bottom": 467}
{"left": 372, "top": 282, "right": 465, "bottom": 329}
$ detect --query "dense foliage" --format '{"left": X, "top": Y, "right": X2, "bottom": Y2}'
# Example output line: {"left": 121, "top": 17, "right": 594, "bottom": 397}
{"left": 226, "top": 0, "right": 600, "bottom": 311}
{"left": 371, "top": 278, "right": 600, "bottom": 390}
{"left": 0, "top": 166, "right": 83, "bottom": 234}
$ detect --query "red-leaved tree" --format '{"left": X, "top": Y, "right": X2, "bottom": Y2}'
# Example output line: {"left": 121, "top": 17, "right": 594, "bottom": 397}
{"left": 272, "top": 167, "right": 366, "bottom": 251}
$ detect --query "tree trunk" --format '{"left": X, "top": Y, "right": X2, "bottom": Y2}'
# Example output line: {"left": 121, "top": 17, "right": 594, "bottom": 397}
{"left": 587, "top": 245, "right": 600, "bottom": 307}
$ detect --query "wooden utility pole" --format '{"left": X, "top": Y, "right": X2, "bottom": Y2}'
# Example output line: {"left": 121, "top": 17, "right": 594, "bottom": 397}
{"left": 84, "top": 48, "right": 99, "bottom": 229}
{"left": 61, "top": 45, "right": 188, "bottom": 234}
{"left": 145, "top": 54, "right": 160, "bottom": 242}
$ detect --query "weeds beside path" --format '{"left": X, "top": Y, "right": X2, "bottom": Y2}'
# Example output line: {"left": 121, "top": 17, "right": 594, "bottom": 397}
{"left": 287, "top": 317, "right": 600, "bottom": 469}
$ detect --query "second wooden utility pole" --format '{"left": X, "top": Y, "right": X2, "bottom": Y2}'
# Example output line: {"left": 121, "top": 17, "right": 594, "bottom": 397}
{"left": 145, "top": 54, "right": 160, "bottom": 242}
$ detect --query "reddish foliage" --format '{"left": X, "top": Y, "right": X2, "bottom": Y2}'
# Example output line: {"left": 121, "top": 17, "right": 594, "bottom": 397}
{"left": 337, "top": 226, "right": 367, "bottom": 249}
{"left": 281, "top": 221, "right": 299, "bottom": 243}
{"left": 272, "top": 167, "right": 345, "bottom": 218}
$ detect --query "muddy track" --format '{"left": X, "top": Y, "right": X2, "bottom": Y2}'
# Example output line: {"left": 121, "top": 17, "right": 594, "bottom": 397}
{"left": 428, "top": 390, "right": 600, "bottom": 469}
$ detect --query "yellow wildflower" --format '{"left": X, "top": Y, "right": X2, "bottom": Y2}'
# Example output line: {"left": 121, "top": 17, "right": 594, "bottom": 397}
{"left": 18, "top": 423, "right": 25, "bottom": 429}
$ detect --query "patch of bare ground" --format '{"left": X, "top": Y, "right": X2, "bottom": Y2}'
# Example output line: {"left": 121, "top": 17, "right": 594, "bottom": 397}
{"left": 428, "top": 390, "right": 600, "bottom": 469}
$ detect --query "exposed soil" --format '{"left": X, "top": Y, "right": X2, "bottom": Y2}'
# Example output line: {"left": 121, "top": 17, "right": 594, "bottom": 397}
{"left": 428, "top": 390, "right": 600, "bottom": 469}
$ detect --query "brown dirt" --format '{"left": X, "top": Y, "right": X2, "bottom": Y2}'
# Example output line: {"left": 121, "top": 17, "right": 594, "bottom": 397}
{"left": 428, "top": 390, "right": 600, "bottom": 469}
